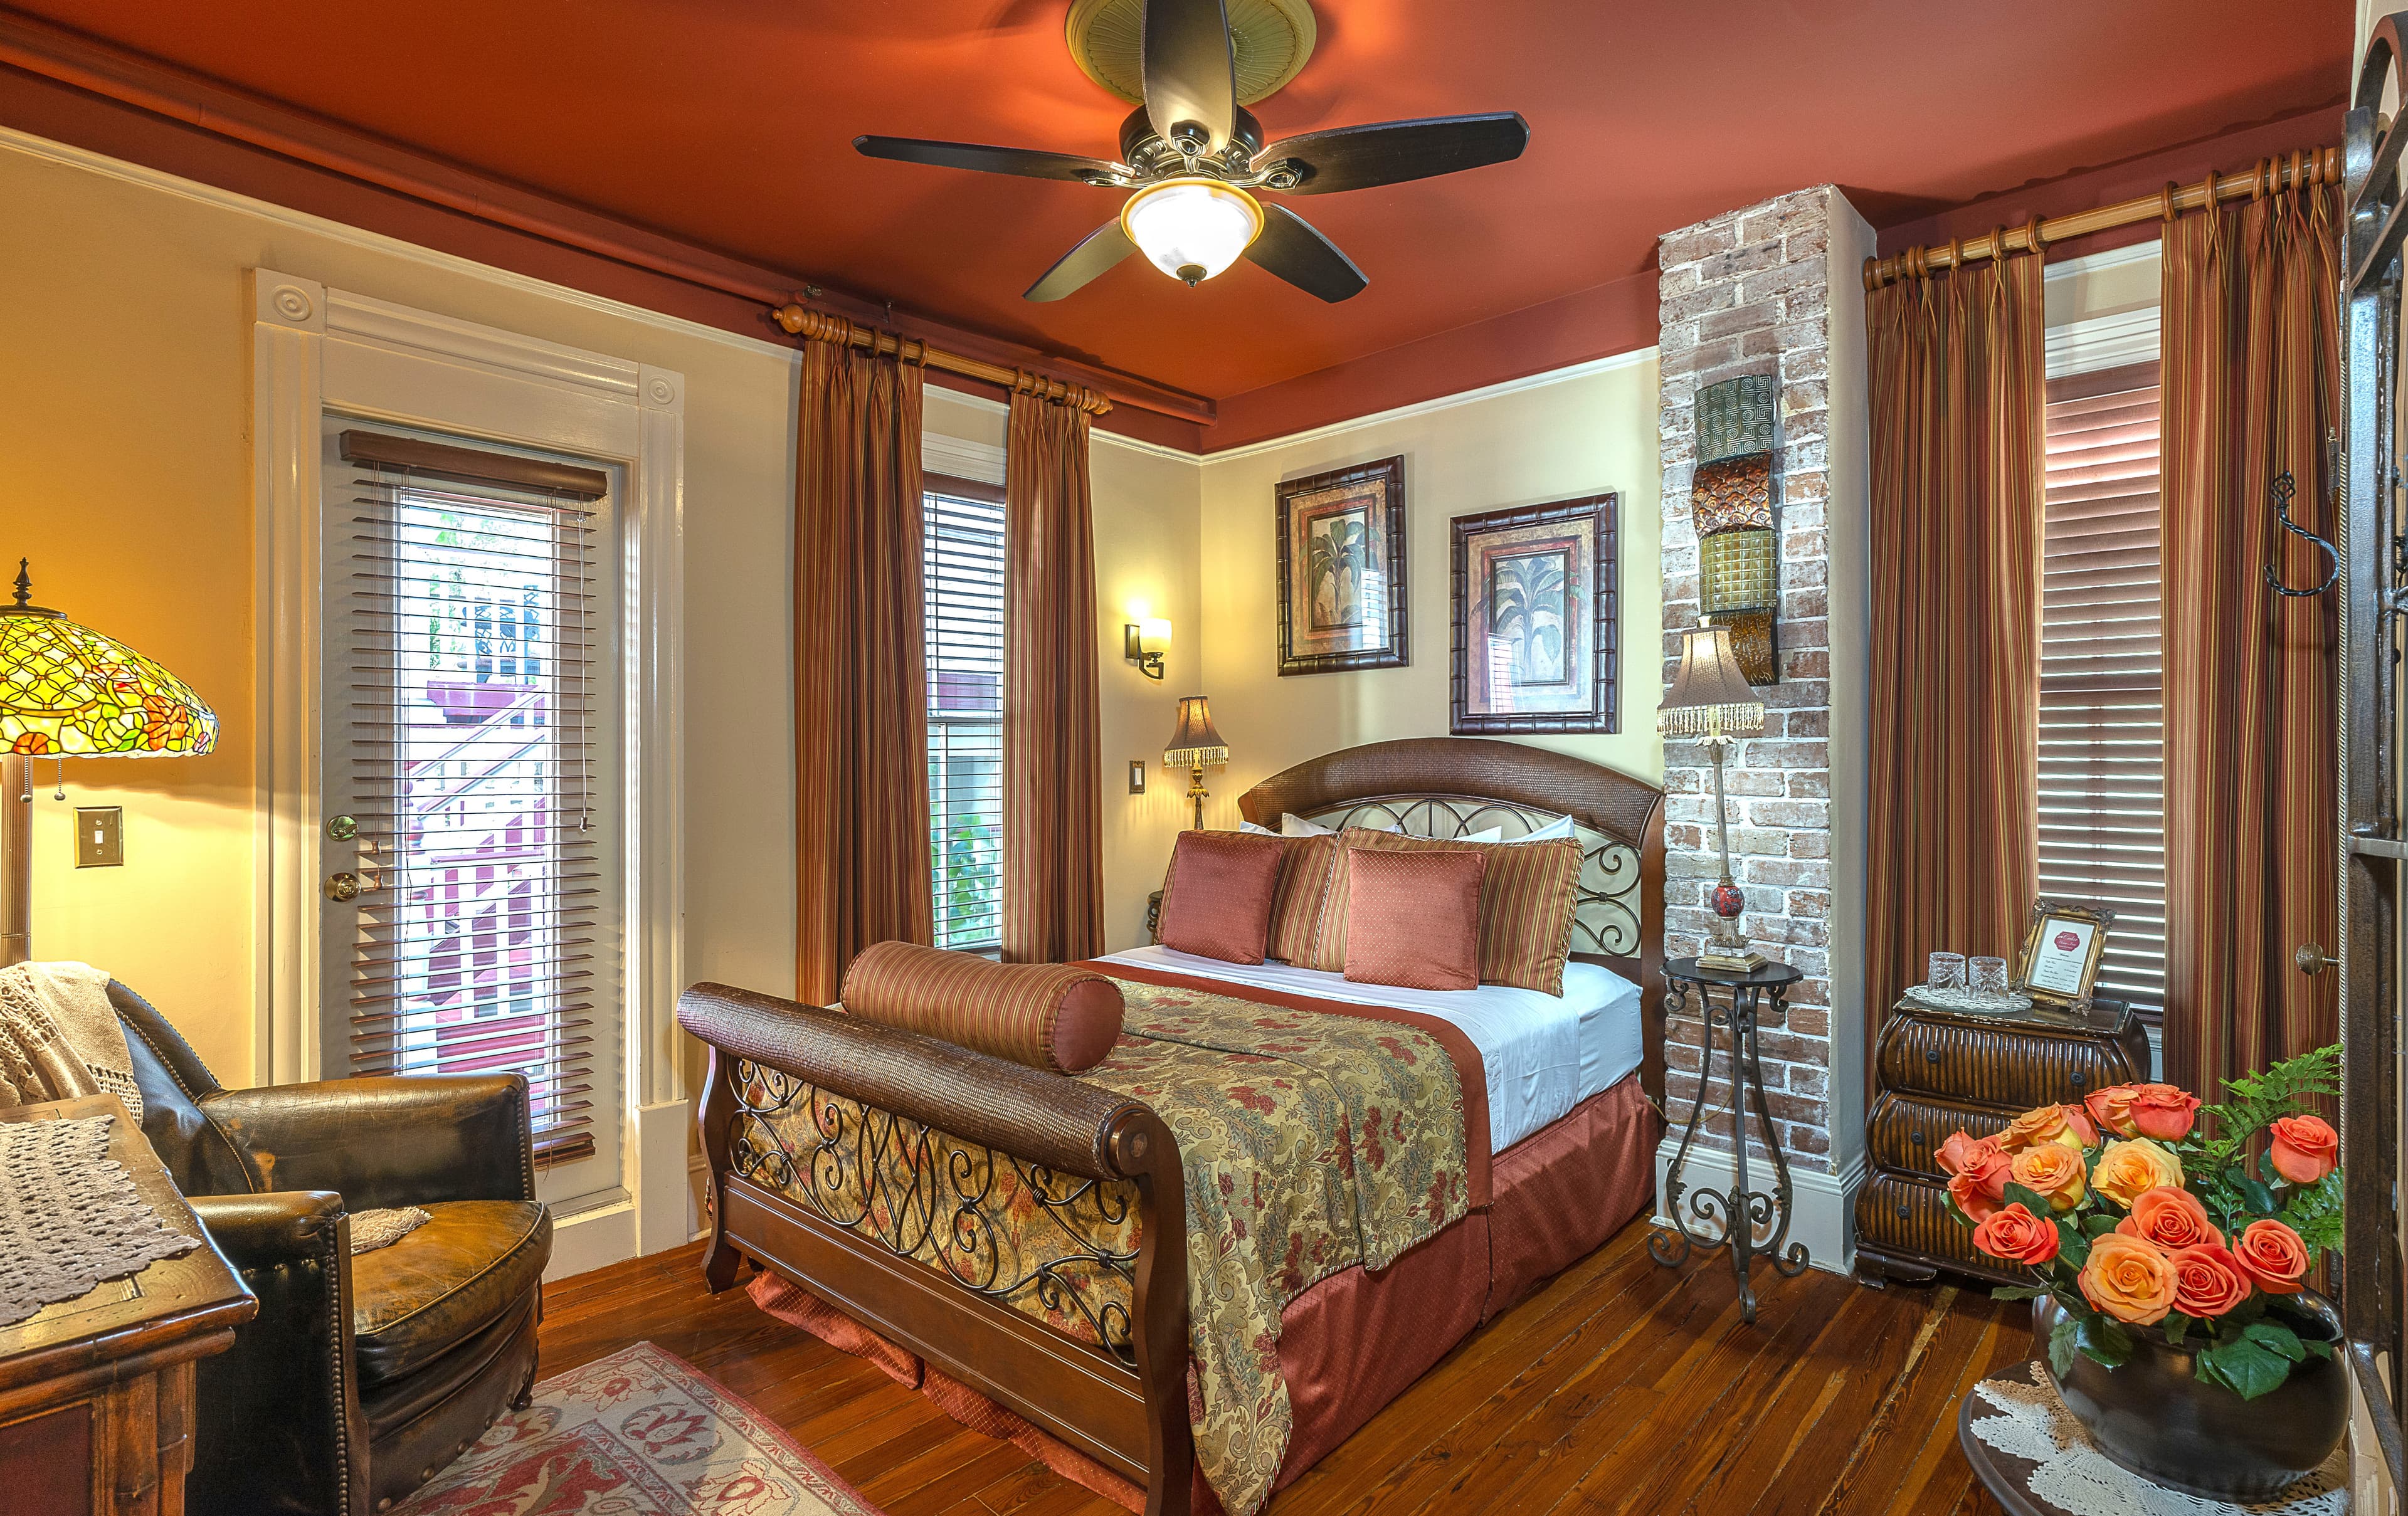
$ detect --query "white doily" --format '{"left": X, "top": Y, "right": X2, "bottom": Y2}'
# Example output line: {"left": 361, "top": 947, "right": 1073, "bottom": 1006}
{"left": 1904, "top": 985, "right": 2035, "bottom": 1016}
{"left": 1967, "top": 1361, "right": 2348, "bottom": 1515}
{"left": 0, "top": 1113, "right": 199, "bottom": 1328}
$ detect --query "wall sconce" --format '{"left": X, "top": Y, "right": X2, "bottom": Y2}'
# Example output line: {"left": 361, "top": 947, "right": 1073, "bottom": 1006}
{"left": 1123, "top": 618, "right": 1171, "bottom": 680}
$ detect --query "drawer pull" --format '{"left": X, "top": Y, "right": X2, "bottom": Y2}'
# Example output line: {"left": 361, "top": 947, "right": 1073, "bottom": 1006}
{"left": 1909, "top": 1130, "right": 1926, "bottom": 1145}
{"left": 1896, "top": 1203, "right": 1910, "bottom": 1218}
{"left": 2069, "top": 1071, "right": 2088, "bottom": 1089}
{"left": 1923, "top": 1048, "right": 1941, "bottom": 1065}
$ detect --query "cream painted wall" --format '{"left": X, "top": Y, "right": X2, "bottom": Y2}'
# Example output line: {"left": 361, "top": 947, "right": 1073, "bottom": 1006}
{"left": 0, "top": 131, "right": 786, "bottom": 1083}
{"left": 0, "top": 127, "right": 1203, "bottom": 1084}
{"left": 1188, "top": 357, "right": 1666, "bottom": 834}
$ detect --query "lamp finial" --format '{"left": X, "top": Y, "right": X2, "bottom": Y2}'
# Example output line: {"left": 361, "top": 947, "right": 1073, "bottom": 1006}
{"left": 9, "top": 561, "right": 26, "bottom": 610}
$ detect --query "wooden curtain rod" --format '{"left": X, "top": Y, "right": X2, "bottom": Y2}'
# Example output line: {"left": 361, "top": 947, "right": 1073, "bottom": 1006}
{"left": 1863, "top": 145, "right": 2343, "bottom": 290}
{"left": 771, "top": 304, "right": 1114, "bottom": 414}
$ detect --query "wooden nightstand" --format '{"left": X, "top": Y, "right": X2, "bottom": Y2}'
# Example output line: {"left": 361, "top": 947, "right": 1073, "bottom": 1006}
{"left": 1854, "top": 994, "right": 2150, "bottom": 1287}
{"left": 0, "top": 1095, "right": 255, "bottom": 1515}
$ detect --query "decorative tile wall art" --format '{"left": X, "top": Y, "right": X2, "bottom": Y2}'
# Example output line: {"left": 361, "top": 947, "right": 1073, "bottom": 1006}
{"left": 1276, "top": 456, "right": 1409, "bottom": 675}
{"left": 1449, "top": 493, "right": 1619, "bottom": 734}
{"left": 1692, "top": 374, "right": 1780, "bottom": 683}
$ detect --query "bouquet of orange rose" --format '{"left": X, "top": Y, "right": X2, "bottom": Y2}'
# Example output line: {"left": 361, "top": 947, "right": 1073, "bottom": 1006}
{"left": 1937, "top": 1044, "right": 2342, "bottom": 1399}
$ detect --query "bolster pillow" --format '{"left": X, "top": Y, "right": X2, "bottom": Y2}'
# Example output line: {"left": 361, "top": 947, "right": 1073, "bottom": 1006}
{"left": 838, "top": 941, "right": 1125, "bottom": 1075}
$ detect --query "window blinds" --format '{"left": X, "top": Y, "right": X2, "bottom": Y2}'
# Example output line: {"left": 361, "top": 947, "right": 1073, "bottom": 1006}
{"left": 335, "top": 430, "right": 611, "bottom": 1160}
{"left": 2038, "top": 364, "right": 2166, "bottom": 1012}
{"left": 924, "top": 475, "right": 1008, "bottom": 951}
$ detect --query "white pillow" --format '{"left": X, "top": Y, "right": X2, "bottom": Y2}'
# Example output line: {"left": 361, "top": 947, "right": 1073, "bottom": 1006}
{"left": 1460, "top": 826, "right": 1505, "bottom": 844}
{"left": 1238, "top": 819, "right": 1279, "bottom": 836}
{"left": 1279, "top": 813, "right": 1334, "bottom": 837}
{"left": 1511, "top": 814, "right": 1578, "bottom": 842}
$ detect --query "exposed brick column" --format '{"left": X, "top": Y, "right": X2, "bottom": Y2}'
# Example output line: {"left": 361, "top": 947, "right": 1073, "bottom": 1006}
{"left": 1656, "top": 187, "right": 1839, "bottom": 1173}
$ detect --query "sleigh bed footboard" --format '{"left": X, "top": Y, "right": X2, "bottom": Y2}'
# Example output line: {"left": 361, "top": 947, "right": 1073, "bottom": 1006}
{"left": 677, "top": 982, "right": 1193, "bottom": 1516}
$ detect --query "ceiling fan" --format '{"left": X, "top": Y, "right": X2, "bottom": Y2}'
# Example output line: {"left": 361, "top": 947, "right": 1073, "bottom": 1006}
{"left": 853, "top": 0, "right": 1529, "bottom": 304}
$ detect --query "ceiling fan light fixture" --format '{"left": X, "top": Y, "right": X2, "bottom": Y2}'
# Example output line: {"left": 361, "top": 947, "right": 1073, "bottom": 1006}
{"left": 1120, "top": 177, "right": 1264, "bottom": 287}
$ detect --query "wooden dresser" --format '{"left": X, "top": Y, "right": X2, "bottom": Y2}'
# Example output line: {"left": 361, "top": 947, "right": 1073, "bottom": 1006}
{"left": 1854, "top": 996, "right": 2150, "bottom": 1287}
{"left": 0, "top": 1095, "right": 254, "bottom": 1516}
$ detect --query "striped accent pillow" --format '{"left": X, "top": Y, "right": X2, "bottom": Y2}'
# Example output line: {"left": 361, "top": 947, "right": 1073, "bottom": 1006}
{"left": 1265, "top": 834, "right": 1341, "bottom": 964}
{"left": 839, "top": 940, "right": 1124, "bottom": 1073}
{"left": 1309, "top": 828, "right": 1586, "bottom": 994}
{"left": 1343, "top": 848, "right": 1486, "bottom": 991}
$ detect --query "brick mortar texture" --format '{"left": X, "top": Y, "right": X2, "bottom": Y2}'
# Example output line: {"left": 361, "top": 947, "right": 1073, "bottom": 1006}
{"left": 1657, "top": 186, "right": 1837, "bottom": 1174}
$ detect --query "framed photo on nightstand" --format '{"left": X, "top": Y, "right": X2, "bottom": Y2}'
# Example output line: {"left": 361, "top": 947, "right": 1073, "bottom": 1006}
{"left": 2016, "top": 898, "right": 2113, "bottom": 1008}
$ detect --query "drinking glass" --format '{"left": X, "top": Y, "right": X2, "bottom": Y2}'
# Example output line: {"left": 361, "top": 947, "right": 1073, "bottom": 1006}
{"left": 1926, "top": 952, "right": 1967, "bottom": 993}
{"left": 1968, "top": 955, "right": 2010, "bottom": 997}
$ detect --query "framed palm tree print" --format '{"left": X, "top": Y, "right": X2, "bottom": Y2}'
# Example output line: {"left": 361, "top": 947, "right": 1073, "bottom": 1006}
{"left": 1275, "top": 456, "right": 1408, "bottom": 676}
{"left": 1450, "top": 493, "right": 1619, "bottom": 734}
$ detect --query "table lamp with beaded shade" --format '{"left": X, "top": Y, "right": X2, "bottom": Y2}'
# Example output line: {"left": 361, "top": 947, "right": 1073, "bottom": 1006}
{"left": 1162, "top": 695, "right": 1228, "bottom": 833}
{"left": 1659, "top": 625, "right": 1768, "bottom": 972}
{"left": 0, "top": 561, "right": 217, "bottom": 966}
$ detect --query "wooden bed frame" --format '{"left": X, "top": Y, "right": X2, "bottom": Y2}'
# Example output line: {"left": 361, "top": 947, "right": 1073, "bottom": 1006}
{"left": 683, "top": 737, "right": 1665, "bottom": 1516}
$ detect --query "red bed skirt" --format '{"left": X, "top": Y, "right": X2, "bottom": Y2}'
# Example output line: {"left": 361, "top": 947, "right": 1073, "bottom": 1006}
{"left": 745, "top": 1073, "right": 1661, "bottom": 1514}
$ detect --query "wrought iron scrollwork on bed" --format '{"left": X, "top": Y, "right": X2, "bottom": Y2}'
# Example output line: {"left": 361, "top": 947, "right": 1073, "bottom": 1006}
{"left": 727, "top": 1058, "right": 1143, "bottom": 1367}
{"left": 1296, "top": 794, "right": 1647, "bottom": 959}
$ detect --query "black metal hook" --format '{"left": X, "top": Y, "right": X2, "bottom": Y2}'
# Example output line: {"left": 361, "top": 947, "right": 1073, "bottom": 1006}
{"left": 2264, "top": 471, "right": 2339, "bottom": 597}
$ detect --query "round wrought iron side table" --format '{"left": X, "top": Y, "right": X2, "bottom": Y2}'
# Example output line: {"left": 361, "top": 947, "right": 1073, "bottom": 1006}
{"left": 1649, "top": 956, "right": 1811, "bottom": 1321}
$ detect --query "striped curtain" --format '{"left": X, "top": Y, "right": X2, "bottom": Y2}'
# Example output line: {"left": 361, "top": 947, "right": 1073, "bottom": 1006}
{"left": 1865, "top": 251, "right": 2048, "bottom": 1053}
{"left": 2160, "top": 180, "right": 2340, "bottom": 1097}
{"left": 1001, "top": 391, "right": 1104, "bottom": 963}
{"left": 794, "top": 334, "right": 932, "bottom": 1004}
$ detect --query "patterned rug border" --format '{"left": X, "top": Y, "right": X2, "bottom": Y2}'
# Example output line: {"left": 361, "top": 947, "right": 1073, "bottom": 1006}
{"left": 396, "top": 1340, "right": 886, "bottom": 1515}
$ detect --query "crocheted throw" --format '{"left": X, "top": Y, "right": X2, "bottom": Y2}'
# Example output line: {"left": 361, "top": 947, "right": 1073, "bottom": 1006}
{"left": 0, "top": 962, "right": 144, "bottom": 1122}
{"left": 0, "top": 1112, "right": 198, "bottom": 1328}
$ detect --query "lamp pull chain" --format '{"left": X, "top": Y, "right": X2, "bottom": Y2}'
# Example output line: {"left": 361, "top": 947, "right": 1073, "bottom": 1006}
{"left": 51, "top": 759, "right": 63, "bottom": 801}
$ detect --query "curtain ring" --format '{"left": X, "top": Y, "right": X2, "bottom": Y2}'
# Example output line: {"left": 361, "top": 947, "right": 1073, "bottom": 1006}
{"left": 2022, "top": 216, "right": 2046, "bottom": 258}
{"left": 2200, "top": 169, "right": 2219, "bottom": 216}
{"left": 1989, "top": 225, "right": 2010, "bottom": 266}
{"left": 2162, "top": 182, "right": 2179, "bottom": 222}
{"left": 2288, "top": 149, "right": 2305, "bottom": 196}
{"left": 1944, "top": 236, "right": 1963, "bottom": 273}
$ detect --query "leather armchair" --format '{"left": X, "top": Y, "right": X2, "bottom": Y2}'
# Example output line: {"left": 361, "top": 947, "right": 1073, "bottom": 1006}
{"left": 110, "top": 981, "right": 553, "bottom": 1515}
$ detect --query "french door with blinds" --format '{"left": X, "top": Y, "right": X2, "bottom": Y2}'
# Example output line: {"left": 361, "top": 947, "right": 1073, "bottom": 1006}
{"left": 319, "top": 425, "right": 624, "bottom": 1194}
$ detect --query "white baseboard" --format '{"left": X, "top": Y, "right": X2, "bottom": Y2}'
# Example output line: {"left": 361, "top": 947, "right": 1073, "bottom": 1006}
{"left": 544, "top": 1199, "right": 636, "bottom": 1281}
{"left": 1652, "top": 1139, "right": 1866, "bottom": 1276}
{"left": 635, "top": 1098, "right": 697, "bottom": 1256}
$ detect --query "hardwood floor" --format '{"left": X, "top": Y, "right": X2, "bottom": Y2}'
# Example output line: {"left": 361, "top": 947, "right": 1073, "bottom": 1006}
{"left": 538, "top": 1222, "right": 2026, "bottom": 1516}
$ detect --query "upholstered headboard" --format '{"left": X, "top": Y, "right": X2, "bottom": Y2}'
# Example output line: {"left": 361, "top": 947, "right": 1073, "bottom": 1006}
{"left": 1235, "top": 736, "right": 1667, "bottom": 1108}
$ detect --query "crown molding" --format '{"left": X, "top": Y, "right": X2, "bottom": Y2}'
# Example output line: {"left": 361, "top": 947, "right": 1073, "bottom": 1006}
{"left": 1197, "top": 346, "right": 1660, "bottom": 465}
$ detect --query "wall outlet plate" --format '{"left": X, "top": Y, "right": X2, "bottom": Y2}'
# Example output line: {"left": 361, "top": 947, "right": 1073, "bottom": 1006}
{"left": 75, "top": 806, "right": 124, "bottom": 868}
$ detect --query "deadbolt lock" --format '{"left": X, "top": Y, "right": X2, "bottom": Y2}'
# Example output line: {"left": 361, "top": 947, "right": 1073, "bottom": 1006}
{"left": 327, "top": 815, "right": 359, "bottom": 841}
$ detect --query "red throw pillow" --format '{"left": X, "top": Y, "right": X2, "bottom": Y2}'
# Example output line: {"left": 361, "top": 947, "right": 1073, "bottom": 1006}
{"left": 1159, "top": 831, "right": 1286, "bottom": 964}
{"left": 1343, "top": 848, "right": 1486, "bottom": 992}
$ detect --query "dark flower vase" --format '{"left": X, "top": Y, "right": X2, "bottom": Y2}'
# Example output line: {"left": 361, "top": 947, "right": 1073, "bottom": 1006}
{"left": 2030, "top": 1295, "right": 2348, "bottom": 1502}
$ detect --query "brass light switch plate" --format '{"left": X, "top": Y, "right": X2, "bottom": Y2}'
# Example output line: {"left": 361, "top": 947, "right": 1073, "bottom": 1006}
{"left": 75, "top": 806, "right": 124, "bottom": 868}
{"left": 1129, "top": 761, "right": 1146, "bottom": 794}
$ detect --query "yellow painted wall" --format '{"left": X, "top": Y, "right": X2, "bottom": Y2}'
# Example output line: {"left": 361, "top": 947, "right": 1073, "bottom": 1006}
{"left": 1188, "top": 358, "right": 1666, "bottom": 830}
{"left": 0, "top": 129, "right": 1208, "bottom": 1082}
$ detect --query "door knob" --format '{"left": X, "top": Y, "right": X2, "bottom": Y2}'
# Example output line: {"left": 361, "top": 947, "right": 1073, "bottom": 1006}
{"left": 326, "top": 871, "right": 363, "bottom": 902}
{"left": 2294, "top": 943, "right": 2332, "bottom": 976}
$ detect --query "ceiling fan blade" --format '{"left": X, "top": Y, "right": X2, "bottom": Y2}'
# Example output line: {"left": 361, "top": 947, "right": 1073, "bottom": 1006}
{"left": 854, "top": 136, "right": 1121, "bottom": 184}
{"left": 1244, "top": 204, "right": 1367, "bottom": 303}
{"left": 1142, "top": 0, "right": 1237, "bottom": 153}
{"left": 1257, "top": 113, "right": 1531, "bottom": 195}
{"left": 1025, "top": 220, "right": 1138, "bottom": 302}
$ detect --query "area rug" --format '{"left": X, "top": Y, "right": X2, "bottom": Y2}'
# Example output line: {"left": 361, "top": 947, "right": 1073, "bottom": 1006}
{"left": 394, "top": 1342, "right": 885, "bottom": 1515}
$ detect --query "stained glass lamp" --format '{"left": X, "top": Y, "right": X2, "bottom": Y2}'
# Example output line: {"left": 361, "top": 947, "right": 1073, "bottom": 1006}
{"left": 1659, "top": 626, "right": 1766, "bottom": 972}
{"left": 1162, "top": 695, "right": 1229, "bottom": 833}
{"left": 1, "top": 560, "right": 217, "bottom": 965}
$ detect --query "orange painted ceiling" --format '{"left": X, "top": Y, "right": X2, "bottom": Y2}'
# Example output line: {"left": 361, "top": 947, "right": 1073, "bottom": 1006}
{"left": 16, "top": 1, "right": 2346, "bottom": 401}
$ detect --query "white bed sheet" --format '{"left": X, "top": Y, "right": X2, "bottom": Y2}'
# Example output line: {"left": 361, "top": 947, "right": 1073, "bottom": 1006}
{"left": 1097, "top": 945, "right": 1644, "bottom": 1154}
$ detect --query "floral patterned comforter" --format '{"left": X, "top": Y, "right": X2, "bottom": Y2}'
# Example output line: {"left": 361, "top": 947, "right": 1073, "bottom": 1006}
{"left": 736, "top": 973, "right": 1472, "bottom": 1516}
